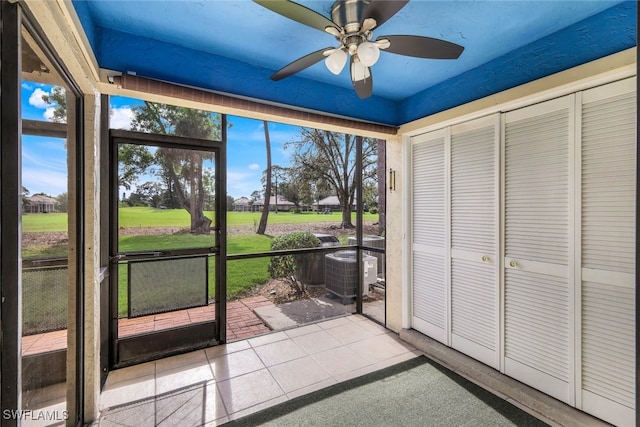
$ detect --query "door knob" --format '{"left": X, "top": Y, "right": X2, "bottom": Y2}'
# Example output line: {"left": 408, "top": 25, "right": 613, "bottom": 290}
{"left": 509, "top": 260, "right": 517, "bottom": 268}
{"left": 482, "top": 256, "right": 489, "bottom": 263}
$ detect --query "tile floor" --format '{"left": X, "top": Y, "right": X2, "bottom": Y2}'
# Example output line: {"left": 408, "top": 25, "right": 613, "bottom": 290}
{"left": 21, "top": 296, "right": 274, "bottom": 356}
{"left": 99, "top": 315, "right": 420, "bottom": 426}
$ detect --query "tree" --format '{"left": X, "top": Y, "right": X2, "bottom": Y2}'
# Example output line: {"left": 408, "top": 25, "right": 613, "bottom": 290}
{"left": 41, "top": 86, "right": 66, "bottom": 123}
{"left": 286, "top": 129, "right": 377, "bottom": 228}
{"left": 55, "top": 192, "right": 69, "bottom": 213}
{"left": 118, "top": 144, "right": 154, "bottom": 191}
{"left": 226, "top": 194, "right": 235, "bottom": 211}
{"left": 131, "top": 102, "right": 221, "bottom": 234}
{"left": 256, "top": 121, "right": 272, "bottom": 235}
{"left": 41, "top": 87, "right": 155, "bottom": 197}
{"left": 134, "top": 181, "right": 164, "bottom": 207}
{"left": 21, "top": 186, "right": 30, "bottom": 211}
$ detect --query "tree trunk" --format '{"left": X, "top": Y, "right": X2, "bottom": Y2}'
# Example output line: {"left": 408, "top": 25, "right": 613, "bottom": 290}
{"left": 257, "top": 121, "right": 272, "bottom": 235}
{"left": 340, "top": 207, "right": 354, "bottom": 229}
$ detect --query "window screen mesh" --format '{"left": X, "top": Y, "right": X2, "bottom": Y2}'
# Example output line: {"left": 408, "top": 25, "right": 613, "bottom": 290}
{"left": 128, "top": 256, "right": 208, "bottom": 318}
{"left": 23, "top": 265, "right": 68, "bottom": 335}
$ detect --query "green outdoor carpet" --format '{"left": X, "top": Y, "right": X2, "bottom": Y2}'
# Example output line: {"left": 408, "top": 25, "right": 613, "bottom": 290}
{"left": 226, "top": 355, "right": 548, "bottom": 427}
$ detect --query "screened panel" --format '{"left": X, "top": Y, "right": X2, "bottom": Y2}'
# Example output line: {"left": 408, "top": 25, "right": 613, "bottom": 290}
{"left": 128, "top": 256, "right": 208, "bottom": 318}
{"left": 22, "top": 265, "right": 68, "bottom": 335}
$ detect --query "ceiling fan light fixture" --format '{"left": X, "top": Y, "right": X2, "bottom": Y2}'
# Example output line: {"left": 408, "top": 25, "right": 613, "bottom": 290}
{"left": 357, "top": 41, "right": 380, "bottom": 67}
{"left": 351, "top": 57, "right": 370, "bottom": 82}
{"left": 325, "top": 49, "right": 347, "bottom": 75}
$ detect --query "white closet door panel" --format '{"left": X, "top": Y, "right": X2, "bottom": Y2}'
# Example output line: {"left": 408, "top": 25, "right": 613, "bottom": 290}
{"left": 450, "top": 119, "right": 499, "bottom": 369}
{"left": 582, "top": 91, "right": 636, "bottom": 274}
{"left": 582, "top": 281, "right": 635, "bottom": 423}
{"left": 412, "top": 135, "right": 446, "bottom": 248}
{"left": 580, "top": 79, "right": 635, "bottom": 426}
{"left": 412, "top": 251, "right": 447, "bottom": 343}
{"left": 451, "top": 126, "right": 496, "bottom": 254}
{"left": 505, "top": 269, "right": 570, "bottom": 381}
{"left": 451, "top": 259, "right": 496, "bottom": 346}
{"left": 504, "top": 97, "right": 571, "bottom": 403}
{"left": 505, "top": 110, "right": 569, "bottom": 265}
{"left": 411, "top": 131, "right": 448, "bottom": 344}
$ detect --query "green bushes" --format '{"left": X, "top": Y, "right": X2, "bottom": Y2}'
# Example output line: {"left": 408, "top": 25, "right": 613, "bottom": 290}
{"left": 268, "top": 231, "right": 320, "bottom": 294}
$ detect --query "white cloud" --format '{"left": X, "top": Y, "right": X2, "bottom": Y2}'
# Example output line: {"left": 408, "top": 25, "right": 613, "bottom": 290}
{"left": 22, "top": 167, "right": 68, "bottom": 197}
{"left": 226, "top": 169, "right": 260, "bottom": 199}
{"left": 248, "top": 163, "right": 260, "bottom": 170}
{"left": 28, "top": 88, "right": 50, "bottom": 109}
{"left": 44, "top": 107, "right": 56, "bottom": 121}
{"left": 110, "top": 107, "right": 134, "bottom": 130}
{"left": 22, "top": 82, "right": 33, "bottom": 90}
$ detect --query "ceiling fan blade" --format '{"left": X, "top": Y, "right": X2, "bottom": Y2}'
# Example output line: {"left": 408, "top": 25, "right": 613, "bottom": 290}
{"left": 271, "top": 47, "right": 334, "bottom": 81}
{"left": 362, "top": 0, "right": 408, "bottom": 29}
{"left": 254, "top": 0, "right": 339, "bottom": 33}
{"left": 379, "top": 35, "right": 464, "bottom": 59}
{"left": 350, "top": 56, "right": 373, "bottom": 99}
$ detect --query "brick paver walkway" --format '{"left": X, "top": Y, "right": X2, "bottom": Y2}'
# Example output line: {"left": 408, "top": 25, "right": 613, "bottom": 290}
{"left": 21, "top": 296, "right": 274, "bottom": 356}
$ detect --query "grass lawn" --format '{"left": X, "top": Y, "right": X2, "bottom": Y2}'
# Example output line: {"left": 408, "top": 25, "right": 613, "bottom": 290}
{"left": 23, "top": 207, "right": 377, "bottom": 320}
{"left": 22, "top": 207, "right": 379, "bottom": 232}
{"left": 116, "top": 233, "right": 273, "bottom": 316}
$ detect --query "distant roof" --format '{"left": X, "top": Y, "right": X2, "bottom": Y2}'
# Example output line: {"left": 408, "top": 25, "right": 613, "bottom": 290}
{"left": 28, "top": 194, "right": 56, "bottom": 204}
{"left": 255, "top": 196, "right": 294, "bottom": 206}
{"left": 234, "top": 197, "right": 251, "bottom": 205}
{"left": 317, "top": 196, "right": 356, "bottom": 206}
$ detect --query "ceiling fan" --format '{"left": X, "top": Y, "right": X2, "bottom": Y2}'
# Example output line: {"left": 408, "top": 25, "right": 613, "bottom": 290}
{"left": 254, "top": 0, "right": 465, "bottom": 99}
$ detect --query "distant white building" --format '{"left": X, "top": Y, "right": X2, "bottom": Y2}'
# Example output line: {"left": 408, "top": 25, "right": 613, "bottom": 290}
{"left": 252, "top": 196, "right": 295, "bottom": 212}
{"left": 233, "top": 196, "right": 251, "bottom": 212}
{"left": 24, "top": 194, "right": 56, "bottom": 213}
{"left": 316, "top": 195, "right": 356, "bottom": 212}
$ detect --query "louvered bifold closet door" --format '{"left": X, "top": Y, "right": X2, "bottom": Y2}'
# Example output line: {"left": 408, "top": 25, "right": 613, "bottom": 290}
{"left": 450, "top": 117, "right": 499, "bottom": 368}
{"left": 580, "top": 78, "right": 636, "bottom": 427}
{"left": 503, "top": 96, "right": 573, "bottom": 404}
{"left": 411, "top": 130, "right": 448, "bottom": 344}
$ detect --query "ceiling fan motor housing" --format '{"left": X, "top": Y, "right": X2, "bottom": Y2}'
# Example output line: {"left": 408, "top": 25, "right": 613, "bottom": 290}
{"left": 331, "top": 0, "right": 371, "bottom": 33}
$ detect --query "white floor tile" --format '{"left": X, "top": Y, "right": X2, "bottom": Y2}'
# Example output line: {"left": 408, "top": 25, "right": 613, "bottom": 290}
{"left": 100, "top": 374, "right": 155, "bottom": 410}
{"left": 324, "top": 321, "right": 379, "bottom": 345}
{"left": 284, "top": 323, "right": 323, "bottom": 338}
{"left": 155, "top": 349, "right": 208, "bottom": 373}
{"left": 316, "top": 316, "right": 352, "bottom": 330}
{"left": 209, "top": 348, "right": 265, "bottom": 381}
{"left": 155, "top": 363, "right": 213, "bottom": 395}
{"left": 268, "top": 356, "right": 332, "bottom": 393}
{"left": 253, "top": 339, "right": 306, "bottom": 367}
{"left": 217, "top": 369, "right": 285, "bottom": 414}
{"left": 291, "top": 330, "right": 342, "bottom": 355}
{"left": 311, "top": 345, "right": 371, "bottom": 378}
{"left": 248, "top": 331, "right": 288, "bottom": 348}
{"left": 205, "top": 340, "right": 251, "bottom": 359}
{"left": 347, "top": 334, "right": 410, "bottom": 364}
{"left": 104, "top": 361, "right": 156, "bottom": 388}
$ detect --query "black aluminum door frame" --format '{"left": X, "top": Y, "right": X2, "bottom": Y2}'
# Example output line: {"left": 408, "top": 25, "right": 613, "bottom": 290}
{"left": 108, "top": 125, "right": 227, "bottom": 367}
{"left": 1, "top": 2, "right": 86, "bottom": 424}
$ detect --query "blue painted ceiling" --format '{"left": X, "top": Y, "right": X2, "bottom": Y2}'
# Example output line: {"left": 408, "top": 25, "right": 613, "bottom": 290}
{"left": 72, "top": 0, "right": 636, "bottom": 126}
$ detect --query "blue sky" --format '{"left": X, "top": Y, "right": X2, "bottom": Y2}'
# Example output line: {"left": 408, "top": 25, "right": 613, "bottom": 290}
{"left": 21, "top": 81, "right": 301, "bottom": 199}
